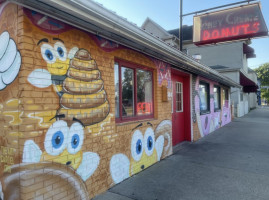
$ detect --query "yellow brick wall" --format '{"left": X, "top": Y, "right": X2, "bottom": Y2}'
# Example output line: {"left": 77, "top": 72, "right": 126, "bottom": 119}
{"left": 0, "top": 4, "right": 21, "bottom": 200}
{"left": 0, "top": 5, "right": 173, "bottom": 199}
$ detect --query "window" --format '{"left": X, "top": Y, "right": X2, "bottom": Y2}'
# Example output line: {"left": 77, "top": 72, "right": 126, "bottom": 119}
{"left": 223, "top": 88, "right": 229, "bottom": 101}
{"left": 175, "top": 82, "right": 183, "bottom": 112}
{"left": 114, "top": 64, "right": 120, "bottom": 118}
{"left": 223, "top": 88, "right": 229, "bottom": 107}
{"left": 214, "top": 86, "right": 221, "bottom": 110}
{"left": 199, "top": 81, "right": 210, "bottom": 113}
{"left": 114, "top": 60, "right": 154, "bottom": 122}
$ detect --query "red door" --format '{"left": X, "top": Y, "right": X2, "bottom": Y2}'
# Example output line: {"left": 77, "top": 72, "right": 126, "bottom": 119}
{"left": 172, "top": 70, "right": 191, "bottom": 146}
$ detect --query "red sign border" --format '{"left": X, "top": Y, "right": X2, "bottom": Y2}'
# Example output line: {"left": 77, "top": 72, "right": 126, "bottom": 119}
{"left": 193, "top": 3, "right": 268, "bottom": 46}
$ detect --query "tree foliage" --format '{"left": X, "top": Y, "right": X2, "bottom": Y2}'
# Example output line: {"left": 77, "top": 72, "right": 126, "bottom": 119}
{"left": 255, "top": 63, "right": 269, "bottom": 86}
{"left": 255, "top": 63, "right": 269, "bottom": 102}
{"left": 261, "top": 88, "right": 269, "bottom": 100}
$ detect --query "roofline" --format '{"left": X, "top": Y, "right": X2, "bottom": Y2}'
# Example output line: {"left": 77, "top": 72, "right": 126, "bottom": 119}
{"left": 216, "top": 68, "right": 241, "bottom": 73}
{"left": 248, "top": 67, "right": 256, "bottom": 74}
{"left": 141, "top": 17, "right": 171, "bottom": 37}
{"left": 10, "top": 0, "right": 240, "bottom": 88}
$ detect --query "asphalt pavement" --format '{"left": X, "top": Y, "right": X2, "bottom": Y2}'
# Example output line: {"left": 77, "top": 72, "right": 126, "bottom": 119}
{"left": 94, "top": 107, "right": 269, "bottom": 200}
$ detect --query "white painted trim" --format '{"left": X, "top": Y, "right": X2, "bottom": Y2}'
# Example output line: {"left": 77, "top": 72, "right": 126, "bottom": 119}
{"left": 175, "top": 82, "right": 183, "bottom": 113}
{"left": 190, "top": 74, "right": 193, "bottom": 142}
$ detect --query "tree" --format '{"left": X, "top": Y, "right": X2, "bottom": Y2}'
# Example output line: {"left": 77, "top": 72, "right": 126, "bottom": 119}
{"left": 255, "top": 63, "right": 269, "bottom": 86}
{"left": 255, "top": 63, "right": 269, "bottom": 103}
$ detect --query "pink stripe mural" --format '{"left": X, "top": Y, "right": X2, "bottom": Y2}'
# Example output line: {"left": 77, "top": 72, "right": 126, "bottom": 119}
{"left": 194, "top": 77, "right": 231, "bottom": 137}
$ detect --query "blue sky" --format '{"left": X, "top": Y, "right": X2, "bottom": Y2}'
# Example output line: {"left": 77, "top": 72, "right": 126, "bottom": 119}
{"left": 93, "top": 0, "right": 269, "bottom": 69}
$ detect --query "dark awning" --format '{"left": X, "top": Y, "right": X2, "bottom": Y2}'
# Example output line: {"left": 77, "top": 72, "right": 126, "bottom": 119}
{"left": 243, "top": 43, "right": 256, "bottom": 59}
{"left": 240, "top": 72, "right": 258, "bottom": 93}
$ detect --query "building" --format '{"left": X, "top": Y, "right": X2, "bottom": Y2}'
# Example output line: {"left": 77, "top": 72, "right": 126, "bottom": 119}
{"left": 142, "top": 18, "right": 259, "bottom": 118}
{"left": 185, "top": 39, "right": 258, "bottom": 117}
{"left": 0, "top": 0, "right": 239, "bottom": 199}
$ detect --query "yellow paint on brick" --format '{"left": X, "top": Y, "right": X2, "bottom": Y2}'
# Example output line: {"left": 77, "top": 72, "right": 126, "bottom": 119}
{"left": 3, "top": 111, "right": 23, "bottom": 125}
{"left": 9, "top": 132, "right": 24, "bottom": 137}
{"left": 41, "top": 149, "right": 82, "bottom": 170}
{"left": 27, "top": 110, "right": 57, "bottom": 128}
{"left": 6, "top": 99, "right": 20, "bottom": 108}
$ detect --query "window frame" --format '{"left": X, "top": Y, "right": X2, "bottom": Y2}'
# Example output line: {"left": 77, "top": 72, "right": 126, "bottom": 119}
{"left": 199, "top": 81, "right": 210, "bottom": 115}
{"left": 223, "top": 88, "right": 229, "bottom": 101}
{"left": 213, "top": 85, "right": 221, "bottom": 111}
{"left": 175, "top": 82, "right": 183, "bottom": 113}
{"left": 115, "top": 59, "right": 154, "bottom": 123}
{"left": 223, "top": 88, "right": 229, "bottom": 108}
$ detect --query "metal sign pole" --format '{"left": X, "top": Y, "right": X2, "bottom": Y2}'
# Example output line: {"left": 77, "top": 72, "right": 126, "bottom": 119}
{"left": 180, "top": 0, "right": 183, "bottom": 51}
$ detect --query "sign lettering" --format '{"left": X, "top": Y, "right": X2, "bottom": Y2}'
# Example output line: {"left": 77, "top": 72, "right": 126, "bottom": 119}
{"left": 193, "top": 3, "right": 268, "bottom": 45}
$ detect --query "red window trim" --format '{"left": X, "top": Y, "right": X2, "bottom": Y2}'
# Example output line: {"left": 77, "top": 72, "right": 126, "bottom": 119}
{"left": 115, "top": 59, "right": 154, "bottom": 123}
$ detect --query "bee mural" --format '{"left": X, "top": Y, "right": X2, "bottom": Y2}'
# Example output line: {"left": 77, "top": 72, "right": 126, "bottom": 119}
{"left": 24, "top": 38, "right": 110, "bottom": 183}
{"left": 22, "top": 120, "right": 100, "bottom": 181}
{"left": 27, "top": 39, "right": 110, "bottom": 126}
{"left": 0, "top": 31, "right": 21, "bottom": 90}
{"left": 110, "top": 120, "right": 172, "bottom": 184}
{"left": 28, "top": 38, "right": 77, "bottom": 93}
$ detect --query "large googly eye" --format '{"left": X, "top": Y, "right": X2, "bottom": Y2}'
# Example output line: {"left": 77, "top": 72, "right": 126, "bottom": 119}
{"left": 67, "top": 122, "right": 84, "bottom": 154}
{"left": 54, "top": 42, "right": 67, "bottom": 62}
{"left": 44, "top": 120, "right": 68, "bottom": 156}
{"left": 41, "top": 43, "right": 56, "bottom": 64}
{"left": 131, "top": 130, "right": 144, "bottom": 161}
{"left": 144, "top": 128, "right": 155, "bottom": 156}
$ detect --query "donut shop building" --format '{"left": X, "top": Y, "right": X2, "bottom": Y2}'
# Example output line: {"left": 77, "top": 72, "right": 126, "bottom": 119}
{"left": 0, "top": 0, "right": 239, "bottom": 199}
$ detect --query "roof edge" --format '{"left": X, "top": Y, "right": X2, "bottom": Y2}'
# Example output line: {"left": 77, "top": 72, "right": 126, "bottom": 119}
{"left": 10, "top": 0, "right": 240, "bottom": 88}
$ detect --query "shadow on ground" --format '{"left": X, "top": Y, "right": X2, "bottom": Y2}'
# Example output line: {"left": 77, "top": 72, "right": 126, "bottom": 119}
{"left": 94, "top": 108, "right": 269, "bottom": 200}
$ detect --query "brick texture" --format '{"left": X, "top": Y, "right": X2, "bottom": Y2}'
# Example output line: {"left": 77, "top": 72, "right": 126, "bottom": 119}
{"left": 0, "top": 4, "right": 173, "bottom": 199}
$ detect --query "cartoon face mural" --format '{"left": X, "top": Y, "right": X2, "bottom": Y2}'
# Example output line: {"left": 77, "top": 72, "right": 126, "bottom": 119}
{"left": 0, "top": 5, "right": 173, "bottom": 199}
{"left": 23, "top": 120, "right": 100, "bottom": 181}
{"left": 28, "top": 39, "right": 109, "bottom": 126}
{"left": 28, "top": 38, "right": 78, "bottom": 94}
{"left": 129, "top": 127, "right": 161, "bottom": 174}
{"left": 110, "top": 120, "right": 173, "bottom": 184}
{"left": 0, "top": 31, "right": 21, "bottom": 90}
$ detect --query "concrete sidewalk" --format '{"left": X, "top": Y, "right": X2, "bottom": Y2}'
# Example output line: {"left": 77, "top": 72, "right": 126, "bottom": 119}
{"left": 94, "top": 108, "right": 269, "bottom": 200}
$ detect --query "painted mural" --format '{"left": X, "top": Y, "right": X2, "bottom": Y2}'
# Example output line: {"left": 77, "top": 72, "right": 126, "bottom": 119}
{"left": 152, "top": 59, "right": 172, "bottom": 89}
{"left": 24, "top": 8, "right": 72, "bottom": 34}
{"left": 28, "top": 42, "right": 110, "bottom": 126}
{"left": 0, "top": 4, "right": 173, "bottom": 199}
{"left": 91, "top": 35, "right": 122, "bottom": 52}
{"left": 0, "top": 31, "right": 21, "bottom": 90}
{"left": 194, "top": 77, "right": 231, "bottom": 137}
{"left": 23, "top": 121, "right": 100, "bottom": 181}
{"left": 110, "top": 120, "right": 172, "bottom": 184}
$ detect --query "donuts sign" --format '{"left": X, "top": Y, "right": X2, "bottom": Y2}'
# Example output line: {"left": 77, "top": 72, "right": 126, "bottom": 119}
{"left": 193, "top": 3, "right": 268, "bottom": 45}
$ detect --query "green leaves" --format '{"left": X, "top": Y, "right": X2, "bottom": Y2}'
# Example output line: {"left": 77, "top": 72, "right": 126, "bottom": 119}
{"left": 255, "top": 63, "right": 269, "bottom": 86}
{"left": 255, "top": 63, "right": 269, "bottom": 102}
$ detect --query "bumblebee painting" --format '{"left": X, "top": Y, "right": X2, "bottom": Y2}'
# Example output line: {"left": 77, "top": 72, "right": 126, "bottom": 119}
{"left": 110, "top": 120, "right": 172, "bottom": 184}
